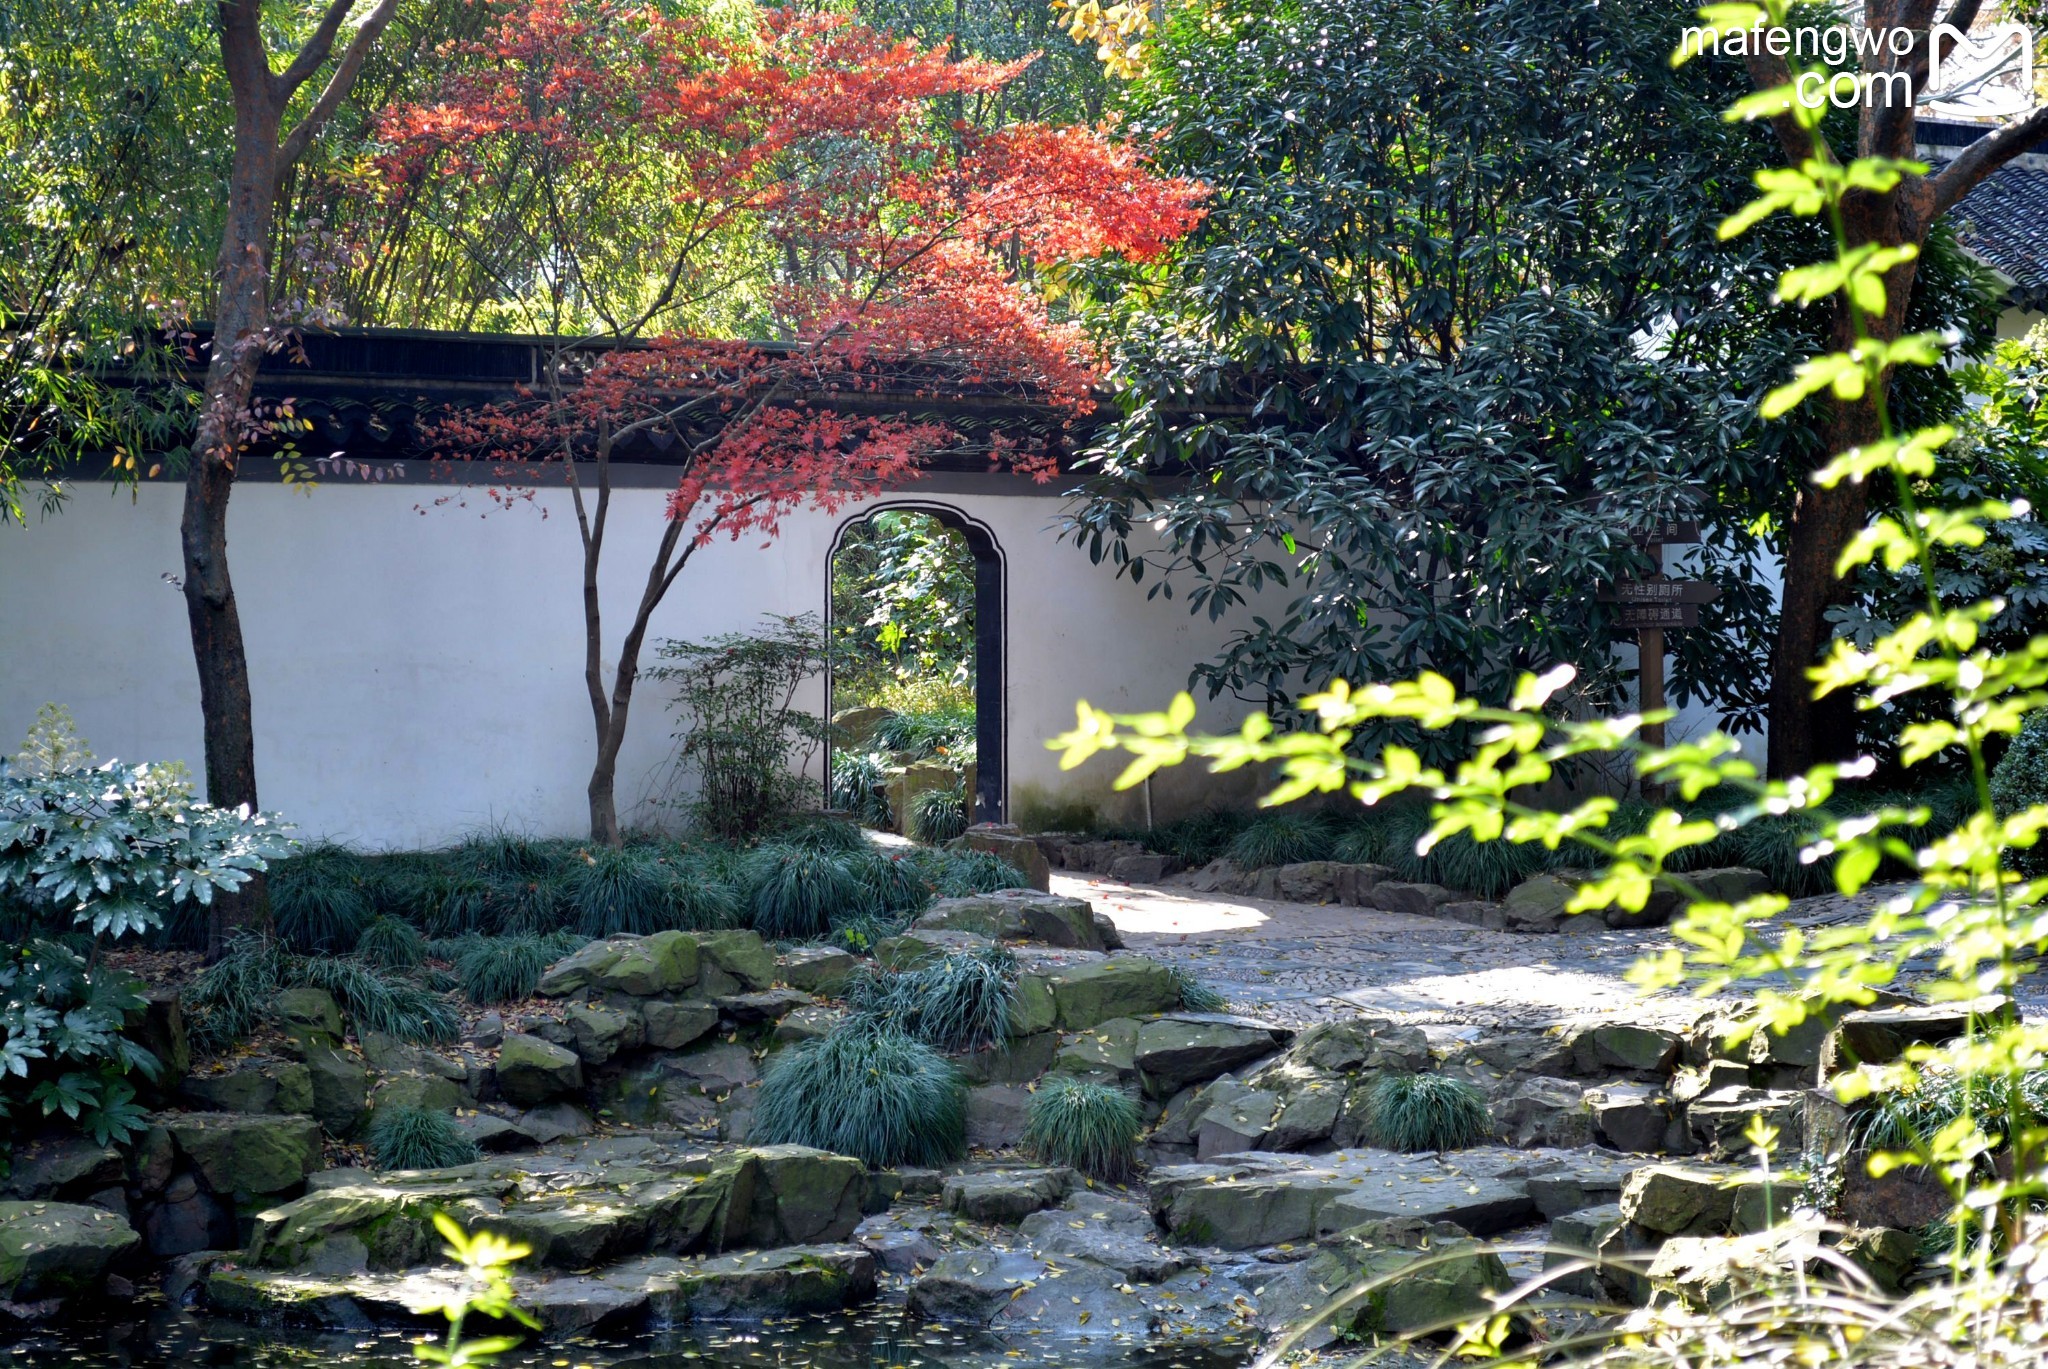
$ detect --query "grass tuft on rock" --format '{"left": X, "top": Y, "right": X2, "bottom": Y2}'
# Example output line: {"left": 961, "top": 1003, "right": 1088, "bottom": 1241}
{"left": 369, "top": 1105, "right": 480, "bottom": 1170}
{"left": 911, "top": 785, "right": 969, "bottom": 844}
{"left": 849, "top": 946, "right": 1016, "bottom": 1051}
{"left": 1167, "top": 964, "right": 1228, "bottom": 1013}
{"left": 747, "top": 844, "right": 860, "bottom": 939}
{"left": 1366, "top": 1072, "right": 1489, "bottom": 1152}
{"left": 753, "top": 1019, "right": 966, "bottom": 1167}
{"left": 1227, "top": 810, "right": 1331, "bottom": 869}
{"left": 1023, "top": 1076, "right": 1141, "bottom": 1180}
{"left": 355, "top": 915, "right": 427, "bottom": 970}
{"left": 296, "top": 957, "right": 460, "bottom": 1044}
{"left": 456, "top": 935, "right": 555, "bottom": 1004}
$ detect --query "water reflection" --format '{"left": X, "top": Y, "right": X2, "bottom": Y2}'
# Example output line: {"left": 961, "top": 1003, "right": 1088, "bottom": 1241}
{"left": 4, "top": 1306, "right": 1254, "bottom": 1369}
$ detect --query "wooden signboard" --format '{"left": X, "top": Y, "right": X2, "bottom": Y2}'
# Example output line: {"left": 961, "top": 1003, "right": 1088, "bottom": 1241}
{"left": 1598, "top": 580, "right": 1720, "bottom": 605}
{"left": 1617, "top": 602, "right": 1700, "bottom": 630}
{"left": 1631, "top": 518, "right": 1701, "bottom": 547}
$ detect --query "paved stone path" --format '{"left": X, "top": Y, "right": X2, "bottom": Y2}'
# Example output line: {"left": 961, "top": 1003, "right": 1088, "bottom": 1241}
{"left": 1060, "top": 872, "right": 1960, "bottom": 1031}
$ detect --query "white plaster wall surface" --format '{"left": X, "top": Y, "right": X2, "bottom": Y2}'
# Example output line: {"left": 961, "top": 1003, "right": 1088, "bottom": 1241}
{"left": 0, "top": 480, "right": 1263, "bottom": 847}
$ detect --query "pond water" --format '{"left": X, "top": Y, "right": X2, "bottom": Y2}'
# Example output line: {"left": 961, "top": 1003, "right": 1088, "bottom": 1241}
{"left": 2, "top": 1307, "right": 1257, "bottom": 1369}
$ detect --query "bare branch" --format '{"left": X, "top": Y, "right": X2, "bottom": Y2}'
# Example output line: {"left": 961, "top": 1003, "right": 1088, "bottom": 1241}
{"left": 1929, "top": 102, "right": 2048, "bottom": 217}
{"left": 278, "top": 0, "right": 401, "bottom": 171}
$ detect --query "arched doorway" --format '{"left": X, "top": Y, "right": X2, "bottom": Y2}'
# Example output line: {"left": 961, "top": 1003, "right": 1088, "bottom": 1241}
{"left": 826, "top": 503, "right": 1005, "bottom": 828}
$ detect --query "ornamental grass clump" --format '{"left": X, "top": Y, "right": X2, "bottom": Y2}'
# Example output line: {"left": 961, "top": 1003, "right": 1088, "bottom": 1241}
{"left": 456, "top": 936, "right": 554, "bottom": 1005}
{"left": 850, "top": 946, "right": 1017, "bottom": 1051}
{"left": 271, "top": 845, "right": 375, "bottom": 953}
{"left": 1226, "top": 809, "right": 1331, "bottom": 868}
{"left": 369, "top": 1105, "right": 481, "bottom": 1171}
{"left": 1365, "top": 1073, "right": 1489, "bottom": 1153}
{"left": 753, "top": 1019, "right": 966, "bottom": 1167}
{"left": 567, "top": 847, "right": 675, "bottom": 936}
{"left": 911, "top": 785, "right": 969, "bottom": 843}
{"left": 1023, "top": 1076, "right": 1141, "bottom": 1180}
{"left": 746, "top": 843, "right": 860, "bottom": 939}
{"left": 1166, "top": 964, "right": 1227, "bottom": 1013}
{"left": 355, "top": 915, "right": 427, "bottom": 970}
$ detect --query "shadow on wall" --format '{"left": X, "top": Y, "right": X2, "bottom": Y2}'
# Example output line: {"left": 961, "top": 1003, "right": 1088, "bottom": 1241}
{"left": 1011, "top": 762, "right": 1269, "bottom": 832}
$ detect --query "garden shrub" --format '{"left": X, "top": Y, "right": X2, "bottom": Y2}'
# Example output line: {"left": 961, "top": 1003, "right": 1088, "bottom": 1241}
{"left": 1364, "top": 1073, "right": 1489, "bottom": 1152}
{"left": 650, "top": 615, "right": 827, "bottom": 841}
{"left": 746, "top": 844, "right": 860, "bottom": 939}
{"left": 829, "top": 750, "right": 894, "bottom": 828}
{"left": 1227, "top": 809, "right": 1332, "bottom": 868}
{"left": 1330, "top": 820, "right": 1385, "bottom": 865}
{"left": 1023, "top": 1076, "right": 1141, "bottom": 1180}
{"left": 753, "top": 1018, "right": 966, "bottom": 1166}
{"left": 0, "top": 759, "right": 290, "bottom": 1149}
{"left": 873, "top": 706, "right": 976, "bottom": 763}
{"left": 909, "top": 847, "right": 1029, "bottom": 898}
{"left": 271, "top": 845, "right": 375, "bottom": 953}
{"left": 1993, "top": 711, "right": 2048, "bottom": 871}
{"left": 781, "top": 816, "right": 869, "bottom": 853}
{"left": 1425, "top": 831, "right": 1547, "bottom": 898}
{"left": 910, "top": 784, "right": 968, "bottom": 843}
{"left": 369, "top": 1105, "right": 480, "bottom": 1170}
{"left": 356, "top": 915, "right": 427, "bottom": 969}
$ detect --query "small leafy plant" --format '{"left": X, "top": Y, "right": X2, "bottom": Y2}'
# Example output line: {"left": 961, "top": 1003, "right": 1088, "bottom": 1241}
{"left": 1023, "top": 1076, "right": 1142, "bottom": 1180}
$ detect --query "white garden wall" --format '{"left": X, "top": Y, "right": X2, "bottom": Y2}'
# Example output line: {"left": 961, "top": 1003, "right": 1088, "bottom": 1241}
{"left": 0, "top": 476, "right": 1265, "bottom": 847}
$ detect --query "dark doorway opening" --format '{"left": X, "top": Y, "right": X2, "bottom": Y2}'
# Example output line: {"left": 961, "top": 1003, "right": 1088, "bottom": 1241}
{"left": 826, "top": 505, "right": 1005, "bottom": 832}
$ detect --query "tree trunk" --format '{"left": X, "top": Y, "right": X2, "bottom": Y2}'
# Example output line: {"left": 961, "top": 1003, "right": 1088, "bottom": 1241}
{"left": 582, "top": 520, "right": 687, "bottom": 846}
{"left": 190, "top": 78, "right": 282, "bottom": 956}
{"left": 1766, "top": 187, "right": 1918, "bottom": 778}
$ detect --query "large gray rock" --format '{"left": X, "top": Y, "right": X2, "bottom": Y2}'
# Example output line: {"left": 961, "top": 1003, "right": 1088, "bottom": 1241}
{"left": 593, "top": 929, "right": 702, "bottom": 997}
{"left": 1054, "top": 1017, "right": 1141, "bottom": 1085}
{"left": 537, "top": 939, "right": 629, "bottom": 997}
{"left": 1254, "top": 1228, "right": 1510, "bottom": 1340}
{"left": 966, "top": 1084, "right": 1035, "bottom": 1150}
{"left": 1619, "top": 1163, "right": 1779, "bottom": 1237}
{"left": 1041, "top": 957, "right": 1180, "bottom": 1031}
{"left": 644, "top": 1244, "right": 878, "bottom": 1320}
{"left": 0, "top": 1201, "right": 140, "bottom": 1300}
{"left": 1133, "top": 1015, "right": 1289, "bottom": 1099}
{"left": 1016, "top": 1192, "right": 1184, "bottom": 1281}
{"left": 1568, "top": 1022, "right": 1682, "bottom": 1077}
{"left": 565, "top": 1003, "right": 641, "bottom": 1066}
{"left": 1685, "top": 1087, "right": 1805, "bottom": 1160}
{"left": 727, "top": 1146, "right": 870, "bottom": 1248}
{"left": 916, "top": 889, "right": 1108, "bottom": 951}
{"left": 956, "top": 825, "right": 1054, "bottom": 891}
{"left": 163, "top": 1112, "right": 324, "bottom": 1200}
{"left": 1373, "top": 881, "right": 1456, "bottom": 917}
{"left": 1148, "top": 1150, "right": 1538, "bottom": 1248}
{"left": 776, "top": 946, "right": 857, "bottom": 995}
{"left": 907, "top": 1249, "right": 1048, "bottom": 1324}
{"left": 246, "top": 1178, "right": 506, "bottom": 1272}
{"left": 180, "top": 1059, "right": 314, "bottom": 1116}
{"left": 1494, "top": 1076, "right": 1592, "bottom": 1149}
{"left": 1822, "top": 995, "right": 2015, "bottom": 1073}
{"left": 696, "top": 930, "right": 777, "bottom": 993}
{"left": 302, "top": 1047, "right": 372, "bottom": 1137}
{"left": 495, "top": 1033, "right": 584, "bottom": 1108}
{"left": 1, "top": 1134, "right": 124, "bottom": 1200}
{"left": 943, "top": 1168, "right": 1074, "bottom": 1223}
{"left": 643, "top": 999, "right": 721, "bottom": 1051}
{"left": 1501, "top": 875, "right": 1580, "bottom": 933}
{"left": 1585, "top": 1082, "right": 1682, "bottom": 1154}
{"left": 1190, "top": 1082, "right": 1279, "bottom": 1160}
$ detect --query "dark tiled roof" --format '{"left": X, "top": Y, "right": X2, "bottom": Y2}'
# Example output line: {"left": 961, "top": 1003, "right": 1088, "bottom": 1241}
{"left": 1953, "top": 164, "right": 2048, "bottom": 310}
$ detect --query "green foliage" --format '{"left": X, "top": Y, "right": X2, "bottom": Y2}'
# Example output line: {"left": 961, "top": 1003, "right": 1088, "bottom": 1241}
{"left": 356, "top": 915, "right": 427, "bottom": 970}
{"left": 1166, "top": 964, "right": 1227, "bottom": 1013}
{"left": 746, "top": 844, "right": 860, "bottom": 939}
{"left": 849, "top": 850, "right": 936, "bottom": 919}
{"left": 831, "top": 510, "right": 977, "bottom": 704}
{"left": 1364, "top": 1073, "right": 1489, "bottom": 1153}
{"left": 1992, "top": 712, "right": 2048, "bottom": 873}
{"left": 873, "top": 709, "right": 977, "bottom": 763}
{"left": 0, "top": 759, "right": 293, "bottom": 942}
{"left": 1330, "top": 820, "right": 1385, "bottom": 865}
{"left": 1734, "top": 812, "right": 1836, "bottom": 900}
{"left": 910, "top": 785, "right": 968, "bottom": 844}
{"left": 1424, "top": 831, "right": 1548, "bottom": 899}
{"left": 369, "top": 1105, "right": 480, "bottom": 1171}
{"left": 413, "top": 1214, "right": 539, "bottom": 1367}
{"left": 1227, "top": 810, "right": 1331, "bottom": 869}
{"left": 1023, "top": 1076, "right": 1141, "bottom": 1181}
{"left": 849, "top": 946, "right": 1017, "bottom": 1052}
{"left": 189, "top": 935, "right": 457, "bottom": 1050}
{"left": 753, "top": 1019, "right": 966, "bottom": 1167}
{"left": 651, "top": 615, "right": 828, "bottom": 841}
{"left": 293, "top": 957, "right": 460, "bottom": 1045}
{"left": 566, "top": 847, "right": 676, "bottom": 937}
{"left": 830, "top": 750, "right": 895, "bottom": 828}
{"left": 0, "top": 939, "right": 156, "bottom": 1147}
{"left": 780, "top": 816, "right": 870, "bottom": 854}
{"left": 456, "top": 936, "right": 555, "bottom": 1005}
{"left": 454, "top": 828, "right": 569, "bottom": 883}
{"left": 271, "top": 845, "right": 375, "bottom": 953}
{"left": 906, "top": 847, "right": 1029, "bottom": 898}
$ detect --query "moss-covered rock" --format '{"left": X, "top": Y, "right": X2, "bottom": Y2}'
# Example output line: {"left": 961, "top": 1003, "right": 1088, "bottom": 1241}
{"left": 302, "top": 1046, "right": 372, "bottom": 1137}
{"left": 1041, "top": 957, "right": 1179, "bottom": 1031}
{"left": 0, "top": 1201, "right": 140, "bottom": 1299}
{"left": 697, "top": 930, "right": 776, "bottom": 993}
{"left": 164, "top": 1112, "right": 324, "bottom": 1201}
{"left": 648, "top": 1244, "right": 878, "bottom": 1320}
{"left": 180, "top": 1059, "right": 314, "bottom": 1116}
{"left": 495, "top": 1033, "right": 583, "bottom": 1108}
{"left": 246, "top": 1180, "right": 503, "bottom": 1272}
{"left": 595, "top": 930, "right": 700, "bottom": 997}
{"left": 1133, "top": 1016, "right": 1287, "bottom": 1099}
{"left": 914, "top": 890, "right": 1107, "bottom": 950}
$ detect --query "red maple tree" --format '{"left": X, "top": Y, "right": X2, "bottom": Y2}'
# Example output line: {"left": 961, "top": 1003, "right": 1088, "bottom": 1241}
{"left": 380, "top": 5, "right": 1205, "bottom": 844}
